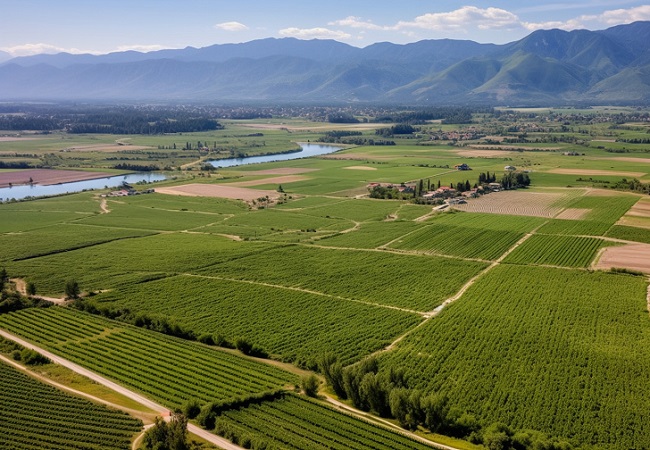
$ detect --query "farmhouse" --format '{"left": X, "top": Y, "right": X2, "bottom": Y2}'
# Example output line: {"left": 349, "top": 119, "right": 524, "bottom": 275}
{"left": 454, "top": 163, "right": 471, "bottom": 171}
{"left": 504, "top": 165, "right": 516, "bottom": 171}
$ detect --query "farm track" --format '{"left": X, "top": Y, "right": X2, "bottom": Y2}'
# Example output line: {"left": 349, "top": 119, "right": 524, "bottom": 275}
{"left": 0, "top": 328, "right": 245, "bottom": 450}
{"left": 374, "top": 223, "right": 547, "bottom": 355}
{"left": 0, "top": 353, "right": 155, "bottom": 421}
{"left": 10, "top": 278, "right": 67, "bottom": 305}
{"left": 184, "top": 273, "right": 424, "bottom": 316}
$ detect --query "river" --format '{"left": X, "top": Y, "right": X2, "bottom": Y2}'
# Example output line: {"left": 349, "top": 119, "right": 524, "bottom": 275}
{"left": 207, "top": 143, "right": 342, "bottom": 168}
{"left": 0, "top": 143, "right": 342, "bottom": 202}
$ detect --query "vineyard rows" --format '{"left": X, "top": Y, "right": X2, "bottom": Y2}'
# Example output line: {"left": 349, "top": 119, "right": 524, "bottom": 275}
{"left": 0, "top": 307, "right": 297, "bottom": 406}
{"left": 504, "top": 234, "right": 610, "bottom": 267}
{"left": 389, "top": 223, "right": 522, "bottom": 260}
{"left": 92, "top": 274, "right": 422, "bottom": 366}
{"left": 199, "top": 245, "right": 487, "bottom": 310}
{"left": 218, "top": 393, "right": 434, "bottom": 450}
{"left": 0, "top": 360, "right": 142, "bottom": 450}
{"left": 379, "top": 265, "right": 650, "bottom": 448}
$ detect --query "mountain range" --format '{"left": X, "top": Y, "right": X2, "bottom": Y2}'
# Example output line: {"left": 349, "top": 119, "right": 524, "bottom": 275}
{"left": 1, "top": 21, "right": 650, "bottom": 105}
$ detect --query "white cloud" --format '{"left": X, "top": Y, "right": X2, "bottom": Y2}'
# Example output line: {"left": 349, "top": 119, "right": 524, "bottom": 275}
{"left": 597, "top": 5, "right": 650, "bottom": 25}
{"left": 522, "top": 5, "right": 650, "bottom": 31}
{"left": 396, "top": 6, "right": 521, "bottom": 32}
{"left": 328, "top": 16, "right": 386, "bottom": 31}
{"left": 279, "top": 27, "right": 351, "bottom": 40}
{"left": 115, "top": 44, "right": 167, "bottom": 53}
{"left": 1, "top": 43, "right": 97, "bottom": 57}
{"left": 215, "top": 21, "right": 249, "bottom": 32}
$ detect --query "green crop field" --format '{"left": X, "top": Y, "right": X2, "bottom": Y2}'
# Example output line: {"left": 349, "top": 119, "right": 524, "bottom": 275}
{"left": 0, "top": 360, "right": 142, "bottom": 450}
{"left": 86, "top": 274, "right": 423, "bottom": 366}
{"left": 0, "top": 223, "right": 155, "bottom": 262}
{"left": 0, "top": 308, "right": 297, "bottom": 406}
{"left": 7, "top": 233, "right": 273, "bottom": 295}
{"left": 606, "top": 225, "right": 650, "bottom": 243}
{"left": 2, "top": 110, "right": 650, "bottom": 449}
{"left": 197, "top": 245, "right": 488, "bottom": 311}
{"left": 214, "top": 393, "right": 434, "bottom": 450}
{"left": 378, "top": 265, "right": 650, "bottom": 448}
{"left": 503, "top": 234, "right": 613, "bottom": 267}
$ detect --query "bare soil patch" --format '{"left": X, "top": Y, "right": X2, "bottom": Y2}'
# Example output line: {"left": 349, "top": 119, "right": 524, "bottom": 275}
{"left": 0, "top": 136, "right": 46, "bottom": 142}
{"left": 625, "top": 198, "right": 650, "bottom": 218}
{"left": 344, "top": 166, "right": 377, "bottom": 171}
{"left": 156, "top": 184, "right": 279, "bottom": 201}
{"left": 585, "top": 188, "right": 624, "bottom": 197}
{"left": 452, "top": 190, "right": 563, "bottom": 218}
{"left": 594, "top": 243, "right": 650, "bottom": 274}
{"left": 0, "top": 169, "right": 114, "bottom": 187}
{"left": 229, "top": 175, "right": 309, "bottom": 187}
{"left": 555, "top": 208, "right": 591, "bottom": 220}
{"left": 456, "top": 149, "right": 514, "bottom": 157}
{"left": 246, "top": 168, "right": 318, "bottom": 175}
{"left": 617, "top": 216, "right": 650, "bottom": 229}
{"left": 547, "top": 168, "right": 647, "bottom": 177}
{"left": 63, "top": 144, "right": 153, "bottom": 152}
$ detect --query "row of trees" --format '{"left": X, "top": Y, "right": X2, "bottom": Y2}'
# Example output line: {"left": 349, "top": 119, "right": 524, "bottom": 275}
{"left": 319, "top": 354, "right": 572, "bottom": 450}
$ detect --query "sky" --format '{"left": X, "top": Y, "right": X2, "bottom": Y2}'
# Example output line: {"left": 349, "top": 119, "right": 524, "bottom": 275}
{"left": 1, "top": 0, "right": 650, "bottom": 57}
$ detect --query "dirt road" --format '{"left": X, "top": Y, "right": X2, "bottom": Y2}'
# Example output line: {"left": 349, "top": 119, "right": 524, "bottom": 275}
{"left": 10, "top": 278, "right": 68, "bottom": 305}
{"left": 0, "top": 328, "right": 244, "bottom": 450}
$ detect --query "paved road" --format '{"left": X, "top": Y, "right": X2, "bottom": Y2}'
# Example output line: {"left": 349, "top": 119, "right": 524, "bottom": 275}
{"left": 0, "top": 328, "right": 243, "bottom": 450}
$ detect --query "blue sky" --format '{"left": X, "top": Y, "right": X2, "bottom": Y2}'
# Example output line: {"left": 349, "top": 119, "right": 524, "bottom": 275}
{"left": 2, "top": 0, "right": 649, "bottom": 56}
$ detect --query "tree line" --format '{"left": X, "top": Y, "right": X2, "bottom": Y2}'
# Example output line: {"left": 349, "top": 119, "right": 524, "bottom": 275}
{"left": 319, "top": 354, "right": 573, "bottom": 450}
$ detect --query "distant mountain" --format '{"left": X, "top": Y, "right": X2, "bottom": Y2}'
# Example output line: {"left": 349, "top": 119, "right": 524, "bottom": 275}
{"left": 1, "top": 22, "right": 649, "bottom": 104}
{"left": 0, "top": 51, "right": 11, "bottom": 64}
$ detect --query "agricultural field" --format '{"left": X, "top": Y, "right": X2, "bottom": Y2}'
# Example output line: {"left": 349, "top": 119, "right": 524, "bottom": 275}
{"left": 0, "top": 307, "right": 298, "bottom": 406}
{"left": 378, "top": 265, "right": 650, "bottom": 448}
{"left": 0, "top": 359, "right": 142, "bottom": 450}
{"left": 213, "top": 393, "right": 434, "bottom": 450}
{"left": 88, "top": 274, "right": 423, "bottom": 366}
{"left": 503, "top": 234, "right": 613, "bottom": 268}
{"left": 196, "top": 245, "right": 488, "bottom": 311}
{"left": 2, "top": 108, "right": 650, "bottom": 449}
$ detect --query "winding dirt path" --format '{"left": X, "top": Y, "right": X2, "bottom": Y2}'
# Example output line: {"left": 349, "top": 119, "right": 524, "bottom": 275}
{"left": 99, "top": 197, "right": 110, "bottom": 214}
{"left": 10, "top": 278, "right": 68, "bottom": 305}
{"left": 0, "top": 329, "right": 244, "bottom": 450}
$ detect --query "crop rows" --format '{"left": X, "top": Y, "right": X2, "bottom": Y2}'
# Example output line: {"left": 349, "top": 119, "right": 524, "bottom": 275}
{"left": 218, "top": 393, "right": 433, "bottom": 450}
{"left": 0, "top": 223, "right": 155, "bottom": 263}
{"left": 389, "top": 224, "right": 522, "bottom": 260}
{"left": 91, "top": 274, "right": 423, "bottom": 366}
{"left": 606, "top": 225, "right": 650, "bottom": 244}
{"left": 379, "top": 265, "right": 650, "bottom": 448}
{"left": 0, "top": 307, "right": 297, "bottom": 406}
{"left": 199, "top": 245, "right": 487, "bottom": 311}
{"left": 318, "top": 221, "right": 424, "bottom": 249}
{"left": 7, "top": 232, "right": 273, "bottom": 295}
{"left": 0, "top": 360, "right": 142, "bottom": 450}
{"left": 503, "top": 234, "right": 609, "bottom": 267}
{"left": 539, "top": 195, "right": 638, "bottom": 236}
